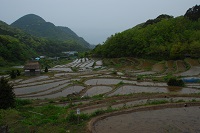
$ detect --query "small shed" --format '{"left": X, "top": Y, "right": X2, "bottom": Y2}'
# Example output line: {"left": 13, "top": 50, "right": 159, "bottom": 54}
{"left": 24, "top": 61, "right": 40, "bottom": 76}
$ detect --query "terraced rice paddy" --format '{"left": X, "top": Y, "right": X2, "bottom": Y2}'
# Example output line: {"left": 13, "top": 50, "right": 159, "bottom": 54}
{"left": 8, "top": 58, "right": 200, "bottom": 132}
{"left": 82, "top": 97, "right": 200, "bottom": 114}
{"left": 27, "top": 86, "right": 85, "bottom": 99}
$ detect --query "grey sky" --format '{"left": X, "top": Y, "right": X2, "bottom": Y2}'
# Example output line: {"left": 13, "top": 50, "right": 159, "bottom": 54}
{"left": 0, "top": 0, "right": 199, "bottom": 44}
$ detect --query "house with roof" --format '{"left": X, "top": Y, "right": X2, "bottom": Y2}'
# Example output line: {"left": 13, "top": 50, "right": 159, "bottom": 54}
{"left": 24, "top": 61, "right": 40, "bottom": 76}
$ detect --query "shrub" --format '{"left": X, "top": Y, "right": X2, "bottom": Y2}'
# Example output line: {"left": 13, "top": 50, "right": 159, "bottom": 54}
{"left": 15, "top": 99, "right": 32, "bottom": 107}
{"left": 0, "top": 77, "right": 15, "bottom": 109}
{"left": 45, "top": 67, "right": 48, "bottom": 73}
{"left": 10, "top": 70, "right": 16, "bottom": 79}
{"left": 167, "top": 78, "right": 185, "bottom": 87}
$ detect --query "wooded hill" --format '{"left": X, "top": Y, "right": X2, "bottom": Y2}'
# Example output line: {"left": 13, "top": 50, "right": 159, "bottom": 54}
{"left": 0, "top": 15, "right": 91, "bottom": 66}
{"left": 92, "top": 5, "right": 200, "bottom": 60}
{"left": 11, "top": 14, "right": 90, "bottom": 48}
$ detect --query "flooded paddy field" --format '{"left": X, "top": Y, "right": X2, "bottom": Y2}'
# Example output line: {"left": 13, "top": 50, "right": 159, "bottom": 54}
{"left": 83, "top": 86, "right": 113, "bottom": 97}
{"left": 14, "top": 80, "right": 69, "bottom": 95}
{"left": 109, "top": 85, "right": 200, "bottom": 96}
{"left": 19, "top": 82, "right": 70, "bottom": 98}
{"left": 92, "top": 106, "right": 200, "bottom": 133}
{"left": 26, "top": 86, "right": 85, "bottom": 99}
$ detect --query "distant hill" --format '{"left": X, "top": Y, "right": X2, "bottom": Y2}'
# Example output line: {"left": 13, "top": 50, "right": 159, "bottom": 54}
{"left": 11, "top": 14, "right": 90, "bottom": 48}
{"left": 92, "top": 5, "right": 200, "bottom": 60}
{"left": 0, "top": 18, "right": 90, "bottom": 66}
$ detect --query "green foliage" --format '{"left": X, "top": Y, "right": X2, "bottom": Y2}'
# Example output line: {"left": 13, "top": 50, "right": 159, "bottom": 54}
{"left": 15, "top": 99, "right": 32, "bottom": 108}
{"left": 66, "top": 111, "right": 89, "bottom": 125}
{"left": 0, "top": 77, "right": 15, "bottom": 109}
{"left": 137, "top": 75, "right": 144, "bottom": 81}
{"left": 90, "top": 109, "right": 105, "bottom": 117}
{"left": 167, "top": 78, "right": 185, "bottom": 87}
{"left": 163, "top": 73, "right": 174, "bottom": 81}
{"left": 146, "top": 100, "right": 169, "bottom": 105}
{"left": 10, "top": 70, "right": 16, "bottom": 79}
{"left": 92, "top": 16, "right": 200, "bottom": 60}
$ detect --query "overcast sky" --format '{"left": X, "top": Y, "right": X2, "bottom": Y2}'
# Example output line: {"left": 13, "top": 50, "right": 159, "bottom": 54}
{"left": 0, "top": 0, "right": 199, "bottom": 44}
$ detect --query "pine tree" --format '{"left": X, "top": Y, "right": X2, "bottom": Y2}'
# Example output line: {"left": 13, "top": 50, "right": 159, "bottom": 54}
{"left": 0, "top": 77, "right": 15, "bottom": 109}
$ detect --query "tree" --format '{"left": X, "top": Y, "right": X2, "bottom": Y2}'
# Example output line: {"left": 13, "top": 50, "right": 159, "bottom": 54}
{"left": 0, "top": 77, "right": 16, "bottom": 109}
{"left": 10, "top": 70, "right": 16, "bottom": 79}
{"left": 45, "top": 67, "right": 48, "bottom": 73}
{"left": 16, "top": 70, "right": 21, "bottom": 76}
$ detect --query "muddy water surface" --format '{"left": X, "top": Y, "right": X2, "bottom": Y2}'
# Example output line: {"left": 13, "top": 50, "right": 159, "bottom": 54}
{"left": 93, "top": 106, "right": 200, "bottom": 133}
{"left": 109, "top": 85, "right": 200, "bottom": 96}
{"left": 83, "top": 86, "right": 112, "bottom": 97}
{"left": 14, "top": 80, "right": 68, "bottom": 95}
{"left": 26, "top": 86, "right": 85, "bottom": 99}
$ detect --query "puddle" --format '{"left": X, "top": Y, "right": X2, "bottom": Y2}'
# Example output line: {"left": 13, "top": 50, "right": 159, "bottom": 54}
{"left": 83, "top": 86, "right": 112, "bottom": 97}
{"left": 27, "top": 86, "right": 85, "bottom": 99}
{"left": 93, "top": 106, "right": 200, "bottom": 133}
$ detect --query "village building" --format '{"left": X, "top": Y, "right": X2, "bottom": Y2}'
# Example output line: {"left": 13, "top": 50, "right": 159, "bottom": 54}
{"left": 24, "top": 61, "right": 40, "bottom": 76}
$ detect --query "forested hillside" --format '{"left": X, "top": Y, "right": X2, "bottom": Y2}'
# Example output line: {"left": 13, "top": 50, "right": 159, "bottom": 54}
{"left": 0, "top": 19, "right": 90, "bottom": 66}
{"left": 92, "top": 5, "right": 200, "bottom": 60}
{"left": 11, "top": 14, "right": 90, "bottom": 48}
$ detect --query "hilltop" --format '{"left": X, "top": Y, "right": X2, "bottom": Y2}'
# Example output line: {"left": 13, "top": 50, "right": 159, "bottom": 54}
{"left": 11, "top": 14, "right": 90, "bottom": 48}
